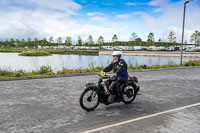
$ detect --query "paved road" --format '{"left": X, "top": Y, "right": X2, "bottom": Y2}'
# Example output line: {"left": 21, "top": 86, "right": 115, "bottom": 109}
{"left": 0, "top": 67, "right": 200, "bottom": 133}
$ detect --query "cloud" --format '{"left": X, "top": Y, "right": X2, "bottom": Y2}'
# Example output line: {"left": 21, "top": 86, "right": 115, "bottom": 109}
{"left": 115, "top": 11, "right": 144, "bottom": 19}
{"left": 126, "top": 2, "right": 137, "bottom": 6}
{"left": 0, "top": 0, "right": 116, "bottom": 41}
{"left": 152, "top": 8, "right": 163, "bottom": 13}
{"left": 0, "top": 10, "right": 114, "bottom": 41}
{"left": 30, "top": 0, "right": 81, "bottom": 13}
{"left": 161, "top": 26, "right": 194, "bottom": 43}
{"left": 86, "top": 12, "right": 104, "bottom": 16}
{"left": 115, "top": 14, "right": 131, "bottom": 19}
{"left": 91, "top": 16, "right": 107, "bottom": 21}
{"left": 140, "top": 0, "right": 200, "bottom": 42}
{"left": 87, "top": 12, "right": 106, "bottom": 22}
{"left": 0, "top": 0, "right": 199, "bottom": 43}
{"left": 147, "top": 0, "right": 169, "bottom": 6}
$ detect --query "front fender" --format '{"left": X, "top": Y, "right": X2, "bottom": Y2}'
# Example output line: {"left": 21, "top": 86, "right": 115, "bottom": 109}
{"left": 85, "top": 83, "right": 98, "bottom": 90}
{"left": 85, "top": 83, "right": 97, "bottom": 88}
{"left": 84, "top": 83, "right": 102, "bottom": 99}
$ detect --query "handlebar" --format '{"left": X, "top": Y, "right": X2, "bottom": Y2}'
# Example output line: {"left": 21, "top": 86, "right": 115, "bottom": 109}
{"left": 98, "top": 72, "right": 117, "bottom": 80}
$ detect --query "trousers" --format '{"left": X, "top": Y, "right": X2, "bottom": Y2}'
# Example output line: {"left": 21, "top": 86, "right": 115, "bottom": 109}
{"left": 109, "top": 79, "right": 127, "bottom": 97}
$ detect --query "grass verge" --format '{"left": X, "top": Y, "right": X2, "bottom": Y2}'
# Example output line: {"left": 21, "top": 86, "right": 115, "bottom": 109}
{"left": 0, "top": 60, "right": 200, "bottom": 78}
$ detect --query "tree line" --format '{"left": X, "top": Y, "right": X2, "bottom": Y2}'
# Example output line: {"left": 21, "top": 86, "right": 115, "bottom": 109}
{"left": 0, "top": 30, "right": 200, "bottom": 48}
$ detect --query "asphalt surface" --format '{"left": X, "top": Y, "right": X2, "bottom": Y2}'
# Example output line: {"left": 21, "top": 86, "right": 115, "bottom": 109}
{"left": 0, "top": 67, "right": 200, "bottom": 133}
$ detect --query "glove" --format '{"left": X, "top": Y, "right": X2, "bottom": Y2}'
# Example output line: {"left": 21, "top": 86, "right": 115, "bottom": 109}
{"left": 99, "top": 71, "right": 106, "bottom": 77}
{"left": 110, "top": 73, "right": 117, "bottom": 79}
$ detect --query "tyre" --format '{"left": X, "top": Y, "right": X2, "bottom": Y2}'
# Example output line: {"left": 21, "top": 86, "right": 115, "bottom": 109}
{"left": 79, "top": 87, "right": 100, "bottom": 111}
{"left": 122, "top": 85, "right": 136, "bottom": 104}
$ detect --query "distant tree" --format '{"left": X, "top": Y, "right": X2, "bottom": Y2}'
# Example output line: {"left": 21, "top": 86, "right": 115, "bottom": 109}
{"left": 147, "top": 32, "right": 154, "bottom": 46}
{"left": 77, "top": 36, "right": 82, "bottom": 46}
{"left": 184, "top": 40, "right": 187, "bottom": 44}
{"left": 147, "top": 32, "right": 154, "bottom": 42}
{"left": 87, "top": 35, "right": 94, "bottom": 45}
{"left": 41, "top": 38, "right": 47, "bottom": 46}
{"left": 130, "top": 32, "right": 138, "bottom": 41}
{"left": 15, "top": 39, "right": 20, "bottom": 46}
{"left": 156, "top": 38, "right": 163, "bottom": 46}
{"left": 0, "top": 41, "right": 2, "bottom": 47}
{"left": 21, "top": 38, "right": 26, "bottom": 47}
{"left": 4, "top": 39, "right": 9, "bottom": 47}
{"left": 49, "top": 36, "right": 54, "bottom": 44}
{"left": 10, "top": 38, "right": 15, "bottom": 46}
{"left": 57, "top": 37, "right": 62, "bottom": 44}
{"left": 28, "top": 38, "right": 32, "bottom": 47}
{"left": 112, "top": 34, "right": 118, "bottom": 42}
{"left": 135, "top": 38, "right": 142, "bottom": 46}
{"left": 34, "top": 38, "right": 38, "bottom": 48}
{"left": 97, "top": 35, "right": 104, "bottom": 45}
{"left": 65, "top": 36, "right": 72, "bottom": 46}
{"left": 190, "top": 30, "right": 200, "bottom": 46}
{"left": 168, "top": 31, "right": 176, "bottom": 43}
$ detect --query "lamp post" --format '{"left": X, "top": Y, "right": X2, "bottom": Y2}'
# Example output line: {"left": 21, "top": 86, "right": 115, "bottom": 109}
{"left": 180, "top": 0, "right": 192, "bottom": 66}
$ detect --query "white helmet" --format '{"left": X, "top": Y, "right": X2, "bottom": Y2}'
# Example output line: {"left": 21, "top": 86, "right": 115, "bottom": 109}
{"left": 112, "top": 51, "right": 123, "bottom": 58}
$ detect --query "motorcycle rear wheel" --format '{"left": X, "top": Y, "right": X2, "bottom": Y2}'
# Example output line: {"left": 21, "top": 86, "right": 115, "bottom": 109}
{"left": 122, "top": 85, "right": 136, "bottom": 104}
{"left": 79, "top": 88, "right": 99, "bottom": 111}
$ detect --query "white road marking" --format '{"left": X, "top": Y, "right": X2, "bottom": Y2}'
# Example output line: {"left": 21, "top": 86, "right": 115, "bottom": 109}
{"left": 81, "top": 102, "right": 200, "bottom": 133}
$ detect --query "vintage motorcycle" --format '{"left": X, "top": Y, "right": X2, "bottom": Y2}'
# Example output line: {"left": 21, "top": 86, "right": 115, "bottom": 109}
{"left": 79, "top": 72, "right": 140, "bottom": 111}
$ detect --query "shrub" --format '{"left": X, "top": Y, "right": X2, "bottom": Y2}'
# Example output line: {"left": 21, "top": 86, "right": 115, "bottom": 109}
{"left": 15, "top": 70, "right": 25, "bottom": 77}
{"left": 39, "top": 66, "right": 53, "bottom": 74}
{"left": 139, "top": 64, "right": 147, "bottom": 69}
{"left": 183, "top": 60, "right": 200, "bottom": 66}
{"left": 0, "top": 69, "right": 10, "bottom": 76}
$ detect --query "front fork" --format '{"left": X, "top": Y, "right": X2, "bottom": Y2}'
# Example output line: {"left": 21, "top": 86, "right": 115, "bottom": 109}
{"left": 90, "top": 91, "right": 96, "bottom": 98}
{"left": 103, "top": 81, "right": 110, "bottom": 95}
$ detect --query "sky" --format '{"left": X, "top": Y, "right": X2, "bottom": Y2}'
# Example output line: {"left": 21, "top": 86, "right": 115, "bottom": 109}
{"left": 0, "top": 0, "right": 200, "bottom": 43}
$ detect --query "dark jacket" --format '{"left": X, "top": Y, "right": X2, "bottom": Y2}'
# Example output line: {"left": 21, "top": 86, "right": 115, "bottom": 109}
{"left": 103, "top": 59, "right": 128, "bottom": 80}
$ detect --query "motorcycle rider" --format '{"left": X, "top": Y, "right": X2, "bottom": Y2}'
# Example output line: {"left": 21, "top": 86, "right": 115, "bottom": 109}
{"left": 103, "top": 51, "right": 128, "bottom": 99}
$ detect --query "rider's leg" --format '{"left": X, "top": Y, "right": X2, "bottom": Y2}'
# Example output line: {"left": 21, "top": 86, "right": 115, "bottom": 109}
{"left": 109, "top": 80, "right": 122, "bottom": 98}
{"left": 109, "top": 80, "right": 127, "bottom": 98}
{"left": 116, "top": 80, "right": 127, "bottom": 98}
{"left": 109, "top": 81, "right": 118, "bottom": 91}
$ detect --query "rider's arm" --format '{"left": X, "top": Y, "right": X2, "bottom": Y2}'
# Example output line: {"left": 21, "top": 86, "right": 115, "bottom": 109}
{"left": 103, "top": 63, "right": 113, "bottom": 72}
{"left": 115, "top": 60, "right": 127, "bottom": 75}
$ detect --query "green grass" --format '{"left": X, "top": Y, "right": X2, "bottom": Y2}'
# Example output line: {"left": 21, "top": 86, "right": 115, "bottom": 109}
{"left": 45, "top": 49, "right": 99, "bottom": 55}
{"left": 0, "top": 47, "right": 25, "bottom": 52}
{"left": 0, "top": 66, "right": 55, "bottom": 78}
{"left": 18, "top": 49, "right": 99, "bottom": 56}
{"left": 1, "top": 60, "right": 200, "bottom": 78}
{"left": 0, "top": 47, "right": 99, "bottom": 56}
{"left": 57, "top": 66, "right": 104, "bottom": 75}
{"left": 19, "top": 50, "right": 52, "bottom": 56}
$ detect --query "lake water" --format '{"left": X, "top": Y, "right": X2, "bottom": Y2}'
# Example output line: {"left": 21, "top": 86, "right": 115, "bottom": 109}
{"left": 0, "top": 53, "right": 199, "bottom": 72}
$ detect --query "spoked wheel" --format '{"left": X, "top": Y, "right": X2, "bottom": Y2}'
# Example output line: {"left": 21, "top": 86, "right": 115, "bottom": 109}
{"left": 122, "top": 85, "right": 136, "bottom": 104}
{"left": 79, "top": 88, "right": 99, "bottom": 111}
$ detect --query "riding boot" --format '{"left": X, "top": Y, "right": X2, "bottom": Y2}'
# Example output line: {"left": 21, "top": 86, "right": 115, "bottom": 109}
{"left": 117, "top": 87, "right": 122, "bottom": 99}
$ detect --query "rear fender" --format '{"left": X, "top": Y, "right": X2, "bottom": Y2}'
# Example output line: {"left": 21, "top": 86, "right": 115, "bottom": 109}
{"left": 131, "top": 83, "right": 140, "bottom": 93}
{"left": 122, "top": 82, "right": 139, "bottom": 93}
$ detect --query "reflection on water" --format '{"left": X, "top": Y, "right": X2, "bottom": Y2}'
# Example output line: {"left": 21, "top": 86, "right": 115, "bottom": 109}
{"left": 0, "top": 53, "right": 199, "bottom": 72}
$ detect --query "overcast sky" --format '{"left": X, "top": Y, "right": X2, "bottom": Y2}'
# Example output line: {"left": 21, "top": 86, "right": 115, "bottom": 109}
{"left": 0, "top": 0, "right": 199, "bottom": 43}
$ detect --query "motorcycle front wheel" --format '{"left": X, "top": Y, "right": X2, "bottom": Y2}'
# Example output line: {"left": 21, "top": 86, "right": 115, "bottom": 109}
{"left": 79, "top": 88, "right": 99, "bottom": 111}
